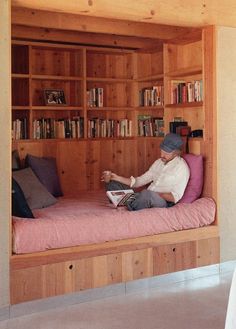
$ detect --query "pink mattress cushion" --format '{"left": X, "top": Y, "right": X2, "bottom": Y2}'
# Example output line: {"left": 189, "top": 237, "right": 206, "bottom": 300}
{"left": 179, "top": 154, "right": 204, "bottom": 203}
{"left": 12, "top": 191, "right": 216, "bottom": 254}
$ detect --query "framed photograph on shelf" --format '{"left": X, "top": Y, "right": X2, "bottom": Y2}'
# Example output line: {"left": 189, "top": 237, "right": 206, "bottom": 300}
{"left": 44, "top": 89, "right": 66, "bottom": 106}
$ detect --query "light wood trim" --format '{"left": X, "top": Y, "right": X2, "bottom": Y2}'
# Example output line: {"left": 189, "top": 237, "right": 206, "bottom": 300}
{"left": 87, "top": 107, "right": 136, "bottom": 111}
{"left": 28, "top": 45, "right": 33, "bottom": 138}
{"left": 165, "top": 101, "right": 203, "bottom": 108}
{"left": 86, "top": 77, "right": 133, "bottom": 83}
{"left": 136, "top": 73, "right": 164, "bottom": 82}
{"left": 12, "top": 106, "right": 30, "bottom": 110}
{"left": 11, "top": 225, "right": 219, "bottom": 271}
{"left": 12, "top": 73, "right": 29, "bottom": 78}
{"left": 31, "top": 106, "right": 83, "bottom": 110}
{"left": 202, "top": 26, "right": 217, "bottom": 202}
{"left": 32, "top": 75, "right": 83, "bottom": 81}
{"left": 12, "top": 25, "right": 161, "bottom": 50}
{"left": 165, "top": 65, "right": 202, "bottom": 77}
{"left": 11, "top": 7, "right": 196, "bottom": 40}
{"left": 12, "top": 39, "right": 133, "bottom": 53}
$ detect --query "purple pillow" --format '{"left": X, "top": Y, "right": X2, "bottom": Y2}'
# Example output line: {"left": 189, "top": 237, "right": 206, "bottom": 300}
{"left": 179, "top": 153, "right": 203, "bottom": 203}
{"left": 26, "top": 154, "right": 63, "bottom": 197}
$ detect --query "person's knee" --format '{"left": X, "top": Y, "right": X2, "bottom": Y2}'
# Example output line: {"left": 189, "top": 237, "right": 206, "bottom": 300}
{"left": 139, "top": 190, "right": 152, "bottom": 199}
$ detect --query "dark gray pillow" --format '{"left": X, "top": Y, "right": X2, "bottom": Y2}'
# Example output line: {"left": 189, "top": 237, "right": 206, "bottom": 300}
{"left": 26, "top": 154, "right": 63, "bottom": 197}
{"left": 12, "top": 150, "right": 21, "bottom": 171}
{"left": 12, "top": 178, "right": 34, "bottom": 218}
{"left": 12, "top": 168, "right": 57, "bottom": 210}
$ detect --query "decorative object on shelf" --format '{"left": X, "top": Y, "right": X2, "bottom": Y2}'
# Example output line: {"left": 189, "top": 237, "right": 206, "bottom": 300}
{"left": 169, "top": 120, "right": 188, "bottom": 134}
{"left": 189, "top": 129, "right": 203, "bottom": 138}
{"left": 176, "top": 125, "right": 191, "bottom": 137}
{"left": 44, "top": 89, "right": 66, "bottom": 106}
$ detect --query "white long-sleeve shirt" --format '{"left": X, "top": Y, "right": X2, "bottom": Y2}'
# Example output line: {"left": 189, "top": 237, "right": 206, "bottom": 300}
{"left": 130, "top": 156, "right": 190, "bottom": 203}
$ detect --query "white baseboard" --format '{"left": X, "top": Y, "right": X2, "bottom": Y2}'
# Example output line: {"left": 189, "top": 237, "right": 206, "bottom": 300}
{"left": 220, "top": 260, "right": 236, "bottom": 273}
{"left": 1, "top": 260, "right": 235, "bottom": 320}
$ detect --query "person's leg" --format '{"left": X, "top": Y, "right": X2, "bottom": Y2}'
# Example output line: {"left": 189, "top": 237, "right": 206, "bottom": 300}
{"left": 126, "top": 190, "right": 167, "bottom": 211}
{"left": 105, "top": 180, "right": 130, "bottom": 191}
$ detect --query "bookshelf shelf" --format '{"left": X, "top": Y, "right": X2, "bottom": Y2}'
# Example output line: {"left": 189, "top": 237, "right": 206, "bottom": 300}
{"left": 137, "top": 73, "right": 164, "bottom": 82}
{"left": 12, "top": 106, "right": 30, "bottom": 110}
{"left": 86, "top": 77, "right": 133, "bottom": 83}
{"left": 87, "top": 107, "right": 136, "bottom": 111}
{"left": 165, "top": 66, "right": 202, "bottom": 78}
{"left": 31, "top": 75, "right": 83, "bottom": 81}
{"left": 165, "top": 101, "right": 203, "bottom": 108}
{"left": 12, "top": 74, "right": 30, "bottom": 78}
{"left": 31, "top": 106, "right": 83, "bottom": 111}
{"left": 136, "top": 106, "right": 164, "bottom": 110}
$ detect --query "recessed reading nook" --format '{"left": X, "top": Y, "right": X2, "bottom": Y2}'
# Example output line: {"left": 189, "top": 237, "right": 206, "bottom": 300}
{"left": 11, "top": 10, "right": 217, "bottom": 305}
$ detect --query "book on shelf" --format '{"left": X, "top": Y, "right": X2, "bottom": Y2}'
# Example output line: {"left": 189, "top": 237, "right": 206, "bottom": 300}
{"left": 139, "top": 85, "right": 164, "bottom": 107}
{"left": 138, "top": 115, "right": 164, "bottom": 137}
{"left": 153, "top": 118, "right": 164, "bottom": 137}
{"left": 88, "top": 118, "right": 132, "bottom": 138}
{"left": 87, "top": 88, "right": 104, "bottom": 107}
{"left": 106, "top": 189, "right": 135, "bottom": 207}
{"left": 33, "top": 117, "right": 84, "bottom": 139}
{"left": 170, "top": 80, "right": 203, "bottom": 104}
{"left": 12, "top": 118, "right": 28, "bottom": 140}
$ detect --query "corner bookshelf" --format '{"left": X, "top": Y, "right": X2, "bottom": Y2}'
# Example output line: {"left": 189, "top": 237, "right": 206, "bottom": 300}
{"left": 163, "top": 40, "right": 204, "bottom": 135}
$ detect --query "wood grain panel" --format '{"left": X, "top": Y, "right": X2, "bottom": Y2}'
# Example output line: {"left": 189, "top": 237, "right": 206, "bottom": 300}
{"left": 11, "top": 236, "right": 220, "bottom": 304}
{"left": 196, "top": 237, "right": 220, "bottom": 267}
{"left": 11, "top": 266, "right": 43, "bottom": 304}
{"left": 153, "top": 241, "right": 196, "bottom": 275}
{"left": 42, "top": 262, "right": 67, "bottom": 298}
{"left": 122, "top": 248, "right": 153, "bottom": 281}
{"left": 58, "top": 141, "right": 88, "bottom": 194}
{"left": 11, "top": 7, "right": 193, "bottom": 40}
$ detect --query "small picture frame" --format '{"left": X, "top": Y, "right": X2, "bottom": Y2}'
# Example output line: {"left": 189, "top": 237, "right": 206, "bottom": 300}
{"left": 44, "top": 89, "right": 66, "bottom": 106}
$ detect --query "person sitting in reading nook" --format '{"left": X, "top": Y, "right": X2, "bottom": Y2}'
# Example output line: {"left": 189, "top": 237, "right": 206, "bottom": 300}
{"left": 102, "top": 133, "right": 190, "bottom": 211}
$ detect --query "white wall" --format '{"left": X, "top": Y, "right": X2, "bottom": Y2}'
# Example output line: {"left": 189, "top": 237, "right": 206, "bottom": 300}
{"left": 0, "top": 0, "right": 11, "bottom": 307}
{"left": 217, "top": 26, "right": 236, "bottom": 261}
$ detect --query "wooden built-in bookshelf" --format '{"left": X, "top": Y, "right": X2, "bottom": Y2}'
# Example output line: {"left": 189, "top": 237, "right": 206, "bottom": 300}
{"left": 12, "top": 34, "right": 206, "bottom": 142}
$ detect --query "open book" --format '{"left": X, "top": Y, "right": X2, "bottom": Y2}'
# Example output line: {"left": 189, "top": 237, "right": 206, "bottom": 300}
{"left": 106, "top": 189, "right": 135, "bottom": 207}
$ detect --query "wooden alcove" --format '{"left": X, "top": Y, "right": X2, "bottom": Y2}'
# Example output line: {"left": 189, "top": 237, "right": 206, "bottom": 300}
{"left": 10, "top": 8, "right": 218, "bottom": 304}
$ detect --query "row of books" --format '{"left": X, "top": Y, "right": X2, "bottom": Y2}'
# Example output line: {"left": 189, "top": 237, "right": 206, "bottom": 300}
{"left": 139, "top": 85, "right": 164, "bottom": 107}
{"left": 170, "top": 80, "right": 203, "bottom": 104}
{"left": 138, "top": 115, "right": 164, "bottom": 137}
{"left": 12, "top": 118, "right": 28, "bottom": 140}
{"left": 88, "top": 118, "right": 132, "bottom": 138}
{"left": 32, "top": 118, "right": 84, "bottom": 139}
{"left": 87, "top": 88, "right": 104, "bottom": 107}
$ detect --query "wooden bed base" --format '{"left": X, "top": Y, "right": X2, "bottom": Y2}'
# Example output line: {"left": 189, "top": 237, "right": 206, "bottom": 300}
{"left": 11, "top": 225, "right": 220, "bottom": 304}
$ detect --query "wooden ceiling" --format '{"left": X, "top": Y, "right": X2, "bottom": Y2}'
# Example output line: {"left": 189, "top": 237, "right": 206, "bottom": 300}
{"left": 11, "top": 0, "right": 236, "bottom": 28}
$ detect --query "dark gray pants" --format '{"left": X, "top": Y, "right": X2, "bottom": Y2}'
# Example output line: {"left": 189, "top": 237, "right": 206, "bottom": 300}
{"left": 105, "top": 181, "right": 168, "bottom": 211}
